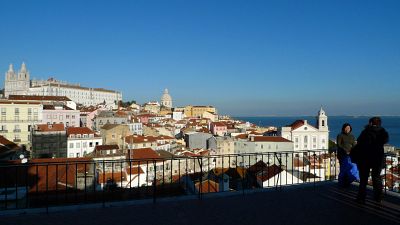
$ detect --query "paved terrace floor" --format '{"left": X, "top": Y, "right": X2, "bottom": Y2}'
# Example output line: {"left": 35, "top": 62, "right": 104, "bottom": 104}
{"left": 0, "top": 182, "right": 399, "bottom": 225}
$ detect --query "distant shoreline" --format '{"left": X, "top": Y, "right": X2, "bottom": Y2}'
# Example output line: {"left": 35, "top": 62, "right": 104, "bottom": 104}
{"left": 232, "top": 115, "right": 400, "bottom": 118}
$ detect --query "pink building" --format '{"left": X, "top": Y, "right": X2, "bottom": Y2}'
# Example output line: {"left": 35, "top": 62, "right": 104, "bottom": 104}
{"left": 42, "top": 105, "right": 80, "bottom": 127}
{"left": 210, "top": 122, "right": 227, "bottom": 136}
{"left": 80, "top": 107, "right": 106, "bottom": 130}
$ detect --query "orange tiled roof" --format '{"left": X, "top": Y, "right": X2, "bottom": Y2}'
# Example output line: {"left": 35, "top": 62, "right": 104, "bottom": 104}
{"left": 36, "top": 124, "right": 65, "bottom": 132}
{"left": 8, "top": 95, "right": 72, "bottom": 101}
{"left": 95, "top": 145, "right": 119, "bottom": 151}
{"left": 127, "top": 167, "right": 145, "bottom": 175}
{"left": 130, "top": 148, "right": 160, "bottom": 159}
{"left": 67, "top": 127, "right": 95, "bottom": 135}
{"left": 195, "top": 180, "right": 219, "bottom": 193}
{"left": 125, "top": 135, "right": 158, "bottom": 144}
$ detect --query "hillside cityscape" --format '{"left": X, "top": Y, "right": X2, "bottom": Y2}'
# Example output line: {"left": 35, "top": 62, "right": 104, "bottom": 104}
{"left": 1, "top": 1, "right": 400, "bottom": 223}
{"left": 0, "top": 63, "right": 398, "bottom": 205}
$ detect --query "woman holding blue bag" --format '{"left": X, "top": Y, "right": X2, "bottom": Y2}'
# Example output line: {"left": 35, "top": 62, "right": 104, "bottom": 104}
{"left": 337, "top": 123, "right": 360, "bottom": 187}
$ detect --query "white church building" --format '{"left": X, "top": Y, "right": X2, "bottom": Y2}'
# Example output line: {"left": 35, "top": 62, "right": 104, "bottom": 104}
{"left": 4, "top": 62, "right": 122, "bottom": 107}
{"left": 280, "top": 108, "right": 329, "bottom": 151}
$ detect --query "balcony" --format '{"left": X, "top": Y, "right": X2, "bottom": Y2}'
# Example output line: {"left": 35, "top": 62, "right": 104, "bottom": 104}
{"left": 13, "top": 129, "right": 21, "bottom": 133}
{"left": 12, "top": 139, "right": 21, "bottom": 142}
{"left": 0, "top": 130, "right": 8, "bottom": 133}
{"left": 0, "top": 151, "right": 398, "bottom": 224}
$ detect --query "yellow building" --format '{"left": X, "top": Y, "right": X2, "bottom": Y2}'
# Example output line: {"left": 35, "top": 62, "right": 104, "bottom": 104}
{"left": 184, "top": 105, "right": 217, "bottom": 118}
{"left": 0, "top": 100, "right": 43, "bottom": 147}
{"left": 100, "top": 124, "right": 131, "bottom": 150}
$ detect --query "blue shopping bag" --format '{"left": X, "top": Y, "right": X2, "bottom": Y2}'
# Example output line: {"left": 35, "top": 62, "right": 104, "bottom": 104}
{"left": 339, "top": 155, "right": 360, "bottom": 186}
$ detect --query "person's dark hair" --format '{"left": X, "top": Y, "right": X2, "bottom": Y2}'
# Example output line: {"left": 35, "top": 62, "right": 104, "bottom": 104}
{"left": 341, "top": 123, "right": 352, "bottom": 133}
{"left": 369, "top": 117, "right": 382, "bottom": 126}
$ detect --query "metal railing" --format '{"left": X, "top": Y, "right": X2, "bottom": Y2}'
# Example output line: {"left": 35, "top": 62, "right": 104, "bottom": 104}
{"left": 0, "top": 150, "right": 398, "bottom": 211}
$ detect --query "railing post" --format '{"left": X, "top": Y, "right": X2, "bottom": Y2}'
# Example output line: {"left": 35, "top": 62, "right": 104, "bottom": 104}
{"left": 46, "top": 164, "right": 49, "bottom": 214}
{"left": 153, "top": 160, "right": 157, "bottom": 204}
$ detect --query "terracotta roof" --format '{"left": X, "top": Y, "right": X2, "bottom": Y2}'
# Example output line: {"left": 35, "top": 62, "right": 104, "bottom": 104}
{"left": 36, "top": 124, "right": 65, "bottom": 132}
{"left": 289, "top": 120, "right": 304, "bottom": 130}
{"left": 125, "top": 135, "right": 158, "bottom": 144}
{"left": 129, "top": 148, "right": 161, "bottom": 160}
{"left": 211, "top": 167, "right": 247, "bottom": 179}
{"left": 247, "top": 161, "right": 268, "bottom": 173}
{"left": 98, "top": 172, "right": 127, "bottom": 183}
{"left": 0, "top": 135, "right": 19, "bottom": 149}
{"left": 0, "top": 158, "right": 92, "bottom": 192}
{"left": 8, "top": 95, "right": 72, "bottom": 101}
{"left": 195, "top": 180, "right": 219, "bottom": 193}
{"left": 95, "top": 145, "right": 119, "bottom": 151}
{"left": 235, "top": 134, "right": 248, "bottom": 140}
{"left": 256, "top": 165, "right": 283, "bottom": 182}
{"left": 181, "top": 151, "right": 200, "bottom": 157}
{"left": 212, "top": 122, "right": 227, "bottom": 127}
{"left": 0, "top": 100, "right": 41, "bottom": 105}
{"left": 251, "top": 136, "right": 292, "bottom": 142}
{"left": 155, "top": 135, "right": 175, "bottom": 140}
{"left": 43, "top": 105, "right": 73, "bottom": 110}
{"left": 101, "top": 124, "right": 121, "bottom": 130}
{"left": 67, "top": 127, "right": 95, "bottom": 136}
{"left": 127, "top": 167, "right": 144, "bottom": 175}
{"left": 0, "top": 135, "right": 19, "bottom": 156}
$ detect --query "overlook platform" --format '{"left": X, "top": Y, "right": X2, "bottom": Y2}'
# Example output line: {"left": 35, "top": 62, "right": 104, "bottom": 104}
{"left": 0, "top": 182, "right": 399, "bottom": 225}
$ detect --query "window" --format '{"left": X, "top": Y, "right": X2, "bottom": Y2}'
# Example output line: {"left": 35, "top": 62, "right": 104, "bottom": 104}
{"left": 83, "top": 142, "right": 87, "bottom": 148}
{"left": 112, "top": 134, "right": 115, "bottom": 139}
{"left": 76, "top": 143, "right": 80, "bottom": 148}
{"left": 69, "top": 153, "right": 74, "bottom": 158}
{"left": 69, "top": 143, "right": 74, "bottom": 148}
{"left": 89, "top": 142, "right": 93, "bottom": 147}
{"left": 53, "top": 115, "right": 57, "bottom": 119}
{"left": 59, "top": 115, "right": 63, "bottom": 120}
{"left": 14, "top": 108, "right": 19, "bottom": 114}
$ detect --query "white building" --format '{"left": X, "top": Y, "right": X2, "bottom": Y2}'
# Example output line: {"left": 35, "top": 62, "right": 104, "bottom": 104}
{"left": 67, "top": 127, "right": 102, "bottom": 158}
{"left": 280, "top": 108, "right": 329, "bottom": 151}
{"left": 127, "top": 119, "right": 143, "bottom": 135}
{"left": 4, "top": 63, "right": 122, "bottom": 106}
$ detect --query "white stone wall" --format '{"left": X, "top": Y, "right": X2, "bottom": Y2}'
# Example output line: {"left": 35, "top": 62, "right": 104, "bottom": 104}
{"left": 29, "top": 86, "right": 122, "bottom": 107}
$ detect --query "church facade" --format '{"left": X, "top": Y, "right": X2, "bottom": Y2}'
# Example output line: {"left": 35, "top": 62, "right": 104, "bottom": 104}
{"left": 280, "top": 108, "right": 329, "bottom": 151}
{"left": 4, "top": 63, "right": 122, "bottom": 107}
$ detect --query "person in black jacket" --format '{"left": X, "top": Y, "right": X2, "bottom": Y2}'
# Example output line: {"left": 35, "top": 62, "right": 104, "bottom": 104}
{"left": 355, "top": 117, "right": 389, "bottom": 203}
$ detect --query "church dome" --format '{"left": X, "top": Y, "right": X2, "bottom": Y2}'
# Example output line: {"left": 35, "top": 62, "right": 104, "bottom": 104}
{"left": 161, "top": 88, "right": 172, "bottom": 108}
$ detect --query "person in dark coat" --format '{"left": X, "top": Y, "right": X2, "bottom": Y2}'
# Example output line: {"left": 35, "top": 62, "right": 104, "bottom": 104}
{"left": 336, "top": 123, "right": 357, "bottom": 187}
{"left": 355, "top": 117, "right": 389, "bottom": 203}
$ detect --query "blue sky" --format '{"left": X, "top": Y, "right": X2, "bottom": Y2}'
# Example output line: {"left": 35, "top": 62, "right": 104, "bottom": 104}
{"left": 0, "top": 0, "right": 399, "bottom": 116}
